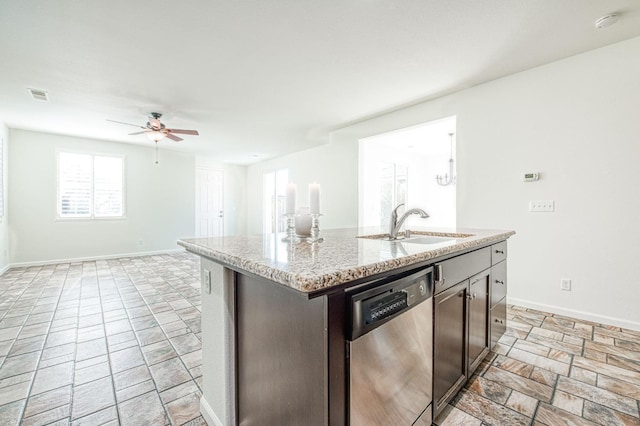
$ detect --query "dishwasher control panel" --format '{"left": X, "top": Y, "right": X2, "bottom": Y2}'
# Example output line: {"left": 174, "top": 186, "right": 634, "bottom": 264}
{"left": 366, "top": 291, "right": 407, "bottom": 323}
{"left": 349, "top": 267, "right": 433, "bottom": 340}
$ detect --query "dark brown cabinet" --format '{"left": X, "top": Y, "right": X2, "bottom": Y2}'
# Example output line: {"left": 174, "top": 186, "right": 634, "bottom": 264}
{"left": 432, "top": 246, "right": 493, "bottom": 418}
{"left": 221, "top": 239, "right": 508, "bottom": 425}
{"left": 490, "top": 241, "right": 508, "bottom": 348}
{"left": 467, "top": 269, "right": 490, "bottom": 374}
{"left": 433, "top": 267, "right": 490, "bottom": 417}
{"left": 433, "top": 280, "right": 467, "bottom": 416}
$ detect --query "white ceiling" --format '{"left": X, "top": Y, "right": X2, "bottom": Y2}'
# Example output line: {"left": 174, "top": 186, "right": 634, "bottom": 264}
{"left": 1, "top": 1, "right": 639, "bottom": 164}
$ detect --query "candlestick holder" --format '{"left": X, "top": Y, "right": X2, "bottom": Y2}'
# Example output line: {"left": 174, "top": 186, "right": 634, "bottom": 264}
{"left": 282, "top": 214, "right": 301, "bottom": 242}
{"left": 307, "top": 213, "right": 324, "bottom": 243}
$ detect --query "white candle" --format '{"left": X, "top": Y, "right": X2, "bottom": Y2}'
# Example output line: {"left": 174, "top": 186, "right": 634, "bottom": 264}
{"left": 285, "top": 183, "right": 296, "bottom": 214}
{"left": 309, "top": 182, "right": 320, "bottom": 214}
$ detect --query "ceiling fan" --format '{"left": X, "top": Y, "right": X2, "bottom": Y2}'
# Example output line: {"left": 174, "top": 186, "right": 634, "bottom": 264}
{"left": 108, "top": 112, "right": 199, "bottom": 142}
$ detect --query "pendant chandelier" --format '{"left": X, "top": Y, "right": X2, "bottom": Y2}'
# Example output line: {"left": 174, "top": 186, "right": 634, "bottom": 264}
{"left": 436, "top": 133, "right": 456, "bottom": 186}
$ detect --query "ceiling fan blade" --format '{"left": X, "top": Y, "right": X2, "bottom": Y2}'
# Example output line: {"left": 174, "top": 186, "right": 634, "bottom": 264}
{"left": 107, "top": 119, "right": 145, "bottom": 128}
{"left": 128, "top": 131, "right": 148, "bottom": 136}
{"left": 166, "top": 133, "right": 183, "bottom": 142}
{"left": 167, "top": 129, "right": 199, "bottom": 135}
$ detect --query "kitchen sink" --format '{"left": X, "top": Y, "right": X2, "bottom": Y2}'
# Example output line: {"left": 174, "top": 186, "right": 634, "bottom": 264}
{"left": 402, "top": 236, "right": 455, "bottom": 244}
{"left": 358, "top": 231, "right": 474, "bottom": 243}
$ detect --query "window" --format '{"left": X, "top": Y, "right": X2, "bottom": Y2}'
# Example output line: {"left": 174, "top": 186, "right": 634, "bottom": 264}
{"left": 57, "top": 152, "right": 124, "bottom": 219}
{"left": 263, "top": 169, "right": 288, "bottom": 233}
{"left": 379, "top": 162, "right": 408, "bottom": 228}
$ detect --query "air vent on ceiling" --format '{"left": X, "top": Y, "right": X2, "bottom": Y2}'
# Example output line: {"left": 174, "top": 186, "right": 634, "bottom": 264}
{"left": 28, "top": 88, "right": 49, "bottom": 102}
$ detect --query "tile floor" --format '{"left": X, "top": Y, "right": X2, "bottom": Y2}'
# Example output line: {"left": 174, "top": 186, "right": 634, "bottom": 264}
{"left": 0, "top": 253, "right": 204, "bottom": 425}
{"left": 435, "top": 305, "right": 640, "bottom": 426}
{"left": 0, "top": 253, "right": 639, "bottom": 425}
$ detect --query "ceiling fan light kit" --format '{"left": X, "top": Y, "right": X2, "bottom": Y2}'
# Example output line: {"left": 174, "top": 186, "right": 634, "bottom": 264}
{"left": 147, "top": 131, "right": 166, "bottom": 142}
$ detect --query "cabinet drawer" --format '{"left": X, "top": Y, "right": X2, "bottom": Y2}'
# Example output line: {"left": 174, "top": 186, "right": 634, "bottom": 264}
{"left": 490, "top": 298, "right": 507, "bottom": 349}
{"left": 435, "top": 247, "right": 491, "bottom": 295}
{"left": 491, "top": 261, "right": 507, "bottom": 307}
{"left": 491, "top": 241, "right": 507, "bottom": 265}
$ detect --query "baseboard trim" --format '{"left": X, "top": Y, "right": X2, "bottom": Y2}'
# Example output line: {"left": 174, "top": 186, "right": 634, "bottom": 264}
{"left": 200, "top": 396, "right": 223, "bottom": 426}
{"left": 0, "top": 264, "right": 10, "bottom": 276}
{"left": 508, "top": 297, "right": 640, "bottom": 332}
{"left": 8, "top": 248, "right": 187, "bottom": 269}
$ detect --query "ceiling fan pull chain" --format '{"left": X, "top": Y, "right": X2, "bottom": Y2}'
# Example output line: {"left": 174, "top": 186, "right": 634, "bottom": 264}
{"left": 155, "top": 141, "right": 159, "bottom": 165}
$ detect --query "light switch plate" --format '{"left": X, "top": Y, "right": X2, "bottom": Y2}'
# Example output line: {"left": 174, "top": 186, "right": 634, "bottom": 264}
{"left": 529, "top": 200, "right": 555, "bottom": 212}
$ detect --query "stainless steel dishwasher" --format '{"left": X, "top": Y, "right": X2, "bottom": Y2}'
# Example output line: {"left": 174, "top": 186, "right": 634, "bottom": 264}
{"left": 347, "top": 267, "right": 434, "bottom": 425}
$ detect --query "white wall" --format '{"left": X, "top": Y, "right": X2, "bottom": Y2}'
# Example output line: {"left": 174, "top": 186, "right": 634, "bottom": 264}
{"left": 9, "top": 129, "right": 195, "bottom": 264}
{"left": 247, "top": 36, "right": 640, "bottom": 329}
{"left": 0, "top": 122, "right": 9, "bottom": 273}
{"left": 196, "top": 156, "right": 248, "bottom": 236}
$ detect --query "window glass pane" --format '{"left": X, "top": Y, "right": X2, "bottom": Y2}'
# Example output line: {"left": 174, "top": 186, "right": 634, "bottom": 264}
{"left": 264, "top": 172, "right": 275, "bottom": 233}
{"left": 58, "top": 152, "right": 124, "bottom": 219}
{"left": 94, "top": 156, "right": 123, "bottom": 217}
{"left": 379, "top": 162, "right": 394, "bottom": 228}
{"left": 275, "top": 169, "right": 288, "bottom": 232}
{"left": 263, "top": 169, "right": 289, "bottom": 233}
{"left": 58, "top": 153, "right": 92, "bottom": 217}
{"left": 396, "top": 165, "right": 408, "bottom": 209}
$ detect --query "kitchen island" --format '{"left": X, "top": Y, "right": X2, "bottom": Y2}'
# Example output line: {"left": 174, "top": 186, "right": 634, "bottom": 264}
{"left": 178, "top": 227, "right": 514, "bottom": 425}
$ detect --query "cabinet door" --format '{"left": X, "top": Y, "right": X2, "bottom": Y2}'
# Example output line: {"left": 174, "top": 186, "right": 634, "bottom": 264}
{"left": 433, "top": 280, "right": 467, "bottom": 417}
{"left": 467, "top": 269, "right": 490, "bottom": 376}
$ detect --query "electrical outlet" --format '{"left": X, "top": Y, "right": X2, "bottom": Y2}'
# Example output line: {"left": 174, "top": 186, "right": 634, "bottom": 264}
{"left": 137, "top": 239, "right": 143, "bottom": 247}
{"left": 529, "top": 200, "right": 555, "bottom": 212}
{"left": 561, "top": 279, "right": 571, "bottom": 291}
{"left": 204, "top": 269, "right": 211, "bottom": 294}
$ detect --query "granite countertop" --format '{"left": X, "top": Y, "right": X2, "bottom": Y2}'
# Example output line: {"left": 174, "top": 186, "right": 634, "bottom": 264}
{"left": 177, "top": 227, "right": 515, "bottom": 294}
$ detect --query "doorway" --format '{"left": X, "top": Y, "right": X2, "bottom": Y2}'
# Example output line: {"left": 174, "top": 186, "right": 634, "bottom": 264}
{"left": 359, "top": 116, "right": 456, "bottom": 229}
{"left": 196, "top": 168, "right": 224, "bottom": 237}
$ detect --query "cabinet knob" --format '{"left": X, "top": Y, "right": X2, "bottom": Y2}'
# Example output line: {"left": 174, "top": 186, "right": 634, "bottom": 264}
{"left": 495, "top": 280, "right": 504, "bottom": 285}
{"left": 495, "top": 249, "right": 504, "bottom": 254}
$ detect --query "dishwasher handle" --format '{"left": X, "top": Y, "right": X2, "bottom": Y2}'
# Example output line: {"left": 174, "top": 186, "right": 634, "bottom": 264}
{"left": 434, "top": 264, "right": 445, "bottom": 286}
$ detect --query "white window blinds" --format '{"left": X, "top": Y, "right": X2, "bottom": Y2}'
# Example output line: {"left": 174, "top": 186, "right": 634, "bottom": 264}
{"left": 57, "top": 152, "right": 124, "bottom": 219}
{"left": 94, "top": 155, "right": 123, "bottom": 217}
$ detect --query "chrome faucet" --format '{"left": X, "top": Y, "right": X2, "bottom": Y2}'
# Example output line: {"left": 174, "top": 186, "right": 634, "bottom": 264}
{"left": 388, "top": 203, "right": 430, "bottom": 240}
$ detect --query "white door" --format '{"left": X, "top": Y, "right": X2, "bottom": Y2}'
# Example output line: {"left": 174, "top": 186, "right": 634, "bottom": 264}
{"left": 196, "top": 168, "right": 224, "bottom": 237}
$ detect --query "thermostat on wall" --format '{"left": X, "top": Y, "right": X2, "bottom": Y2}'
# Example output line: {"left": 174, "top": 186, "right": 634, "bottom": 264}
{"left": 523, "top": 173, "right": 540, "bottom": 182}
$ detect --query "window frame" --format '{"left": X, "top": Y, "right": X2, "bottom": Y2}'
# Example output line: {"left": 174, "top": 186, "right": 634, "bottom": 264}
{"left": 56, "top": 150, "right": 126, "bottom": 221}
